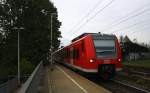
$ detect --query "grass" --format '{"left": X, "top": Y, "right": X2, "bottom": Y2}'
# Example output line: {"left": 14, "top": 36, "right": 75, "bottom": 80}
{"left": 122, "top": 59, "right": 150, "bottom": 69}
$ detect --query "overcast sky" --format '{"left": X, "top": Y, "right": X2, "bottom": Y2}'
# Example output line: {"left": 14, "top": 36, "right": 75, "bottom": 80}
{"left": 51, "top": 0, "right": 150, "bottom": 46}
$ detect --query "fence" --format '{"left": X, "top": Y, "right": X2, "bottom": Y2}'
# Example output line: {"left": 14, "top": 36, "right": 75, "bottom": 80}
{"left": 0, "top": 61, "right": 44, "bottom": 93}
{"left": 0, "top": 77, "right": 18, "bottom": 93}
{"left": 18, "top": 61, "right": 43, "bottom": 93}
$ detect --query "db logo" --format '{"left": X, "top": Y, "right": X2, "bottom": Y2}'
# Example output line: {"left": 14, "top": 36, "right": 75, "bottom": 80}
{"left": 104, "top": 60, "right": 110, "bottom": 64}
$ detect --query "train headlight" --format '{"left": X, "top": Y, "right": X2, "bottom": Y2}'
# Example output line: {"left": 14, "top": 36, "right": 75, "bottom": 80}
{"left": 118, "top": 58, "right": 121, "bottom": 62}
{"left": 89, "top": 59, "right": 94, "bottom": 63}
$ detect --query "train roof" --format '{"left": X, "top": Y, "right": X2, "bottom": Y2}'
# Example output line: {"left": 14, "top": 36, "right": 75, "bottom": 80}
{"left": 71, "top": 33, "right": 116, "bottom": 42}
{"left": 53, "top": 33, "right": 117, "bottom": 54}
{"left": 71, "top": 33, "right": 90, "bottom": 42}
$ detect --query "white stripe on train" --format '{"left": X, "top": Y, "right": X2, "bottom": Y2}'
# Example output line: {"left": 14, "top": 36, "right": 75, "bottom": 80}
{"left": 64, "top": 62, "right": 122, "bottom": 72}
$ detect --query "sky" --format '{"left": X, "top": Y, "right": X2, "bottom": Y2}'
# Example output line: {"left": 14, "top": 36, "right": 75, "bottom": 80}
{"left": 51, "top": 0, "right": 150, "bottom": 46}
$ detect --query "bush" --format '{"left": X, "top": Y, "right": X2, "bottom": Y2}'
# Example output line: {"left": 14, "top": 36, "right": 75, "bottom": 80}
{"left": 20, "top": 58, "right": 35, "bottom": 75}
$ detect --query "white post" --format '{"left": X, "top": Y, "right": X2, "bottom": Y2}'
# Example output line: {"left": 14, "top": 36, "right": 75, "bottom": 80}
{"left": 18, "top": 30, "right": 20, "bottom": 85}
{"left": 50, "top": 13, "right": 56, "bottom": 70}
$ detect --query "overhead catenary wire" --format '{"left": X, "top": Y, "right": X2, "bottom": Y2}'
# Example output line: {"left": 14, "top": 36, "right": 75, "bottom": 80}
{"left": 109, "top": 19, "right": 150, "bottom": 43}
{"left": 65, "top": 0, "right": 150, "bottom": 43}
{"left": 69, "top": 0, "right": 115, "bottom": 37}
{"left": 101, "top": 3, "right": 150, "bottom": 33}
{"left": 130, "top": 25, "right": 150, "bottom": 36}
{"left": 121, "top": 24, "right": 150, "bottom": 43}
{"left": 110, "top": 18, "right": 150, "bottom": 34}
{"left": 131, "top": 20, "right": 150, "bottom": 35}
{"left": 66, "top": 0, "right": 104, "bottom": 34}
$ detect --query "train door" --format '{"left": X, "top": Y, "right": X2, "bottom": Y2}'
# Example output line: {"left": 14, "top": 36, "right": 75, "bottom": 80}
{"left": 80, "top": 41, "right": 85, "bottom": 68}
{"left": 75, "top": 45, "right": 80, "bottom": 67}
{"left": 73, "top": 45, "right": 80, "bottom": 67}
{"left": 70, "top": 47, "right": 74, "bottom": 65}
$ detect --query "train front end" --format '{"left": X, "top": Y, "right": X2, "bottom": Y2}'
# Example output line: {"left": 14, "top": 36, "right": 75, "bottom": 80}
{"left": 86, "top": 33, "right": 122, "bottom": 79}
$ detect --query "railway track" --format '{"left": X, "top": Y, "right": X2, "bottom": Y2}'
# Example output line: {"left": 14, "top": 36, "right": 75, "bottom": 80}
{"left": 126, "top": 70, "right": 150, "bottom": 77}
{"left": 123, "top": 67, "right": 150, "bottom": 77}
{"left": 112, "top": 80, "right": 150, "bottom": 93}
{"left": 132, "top": 74, "right": 150, "bottom": 81}
{"left": 83, "top": 74, "right": 150, "bottom": 93}
{"left": 117, "top": 71, "right": 150, "bottom": 81}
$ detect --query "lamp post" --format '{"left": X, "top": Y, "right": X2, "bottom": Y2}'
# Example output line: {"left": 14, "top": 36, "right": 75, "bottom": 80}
{"left": 50, "top": 13, "right": 56, "bottom": 70}
{"left": 13, "top": 27, "right": 24, "bottom": 85}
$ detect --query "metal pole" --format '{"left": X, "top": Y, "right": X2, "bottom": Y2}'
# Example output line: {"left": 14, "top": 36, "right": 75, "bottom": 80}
{"left": 50, "top": 14, "right": 53, "bottom": 70}
{"left": 50, "top": 13, "right": 56, "bottom": 70}
{"left": 12, "top": 27, "right": 24, "bottom": 86}
{"left": 18, "top": 30, "right": 20, "bottom": 85}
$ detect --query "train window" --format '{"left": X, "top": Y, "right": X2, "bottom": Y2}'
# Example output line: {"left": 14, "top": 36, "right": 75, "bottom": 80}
{"left": 65, "top": 49, "right": 68, "bottom": 58}
{"left": 82, "top": 41, "right": 84, "bottom": 52}
{"left": 69, "top": 47, "right": 79, "bottom": 59}
{"left": 72, "top": 49, "right": 79, "bottom": 59}
{"left": 93, "top": 39, "right": 116, "bottom": 58}
{"left": 67, "top": 48, "right": 69, "bottom": 58}
{"left": 70, "top": 48, "right": 73, "bottom": 58}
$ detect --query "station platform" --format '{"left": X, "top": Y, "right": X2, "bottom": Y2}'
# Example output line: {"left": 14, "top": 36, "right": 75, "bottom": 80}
{"left": 47, "top": 64, "right": 111, "bottom": 93}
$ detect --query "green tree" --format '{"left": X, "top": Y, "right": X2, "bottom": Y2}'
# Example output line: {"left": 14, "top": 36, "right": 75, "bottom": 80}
{"left": 0, "top": 0, "right": 61, "bottom": 75}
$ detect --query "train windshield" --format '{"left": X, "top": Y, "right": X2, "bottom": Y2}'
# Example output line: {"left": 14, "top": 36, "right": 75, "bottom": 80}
{"left": 93, "top": 39, "right": 116, "bottom": 58}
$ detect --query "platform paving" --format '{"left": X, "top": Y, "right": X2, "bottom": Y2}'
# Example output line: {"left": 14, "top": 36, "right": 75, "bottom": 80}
{"left": 47, "top": 64, "right": 111, "bottom": 93}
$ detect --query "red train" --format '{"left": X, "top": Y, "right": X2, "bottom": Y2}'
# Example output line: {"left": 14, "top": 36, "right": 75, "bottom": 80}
{"left": 53, "top": 33, "right": 122, "bottom": 79}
